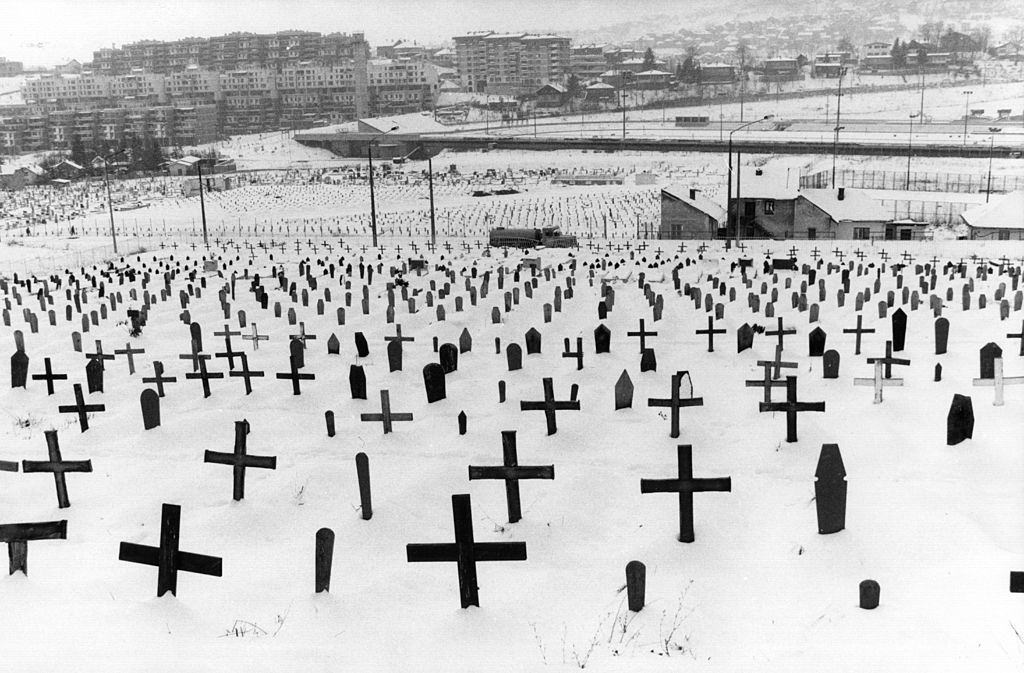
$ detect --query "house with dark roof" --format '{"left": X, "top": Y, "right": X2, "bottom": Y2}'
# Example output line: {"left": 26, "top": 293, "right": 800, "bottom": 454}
{"left": 535, "top": 83, "right": 568, "bottom": 108}
{"left": 660, "top": 186, "right": 727, "bottom": 238}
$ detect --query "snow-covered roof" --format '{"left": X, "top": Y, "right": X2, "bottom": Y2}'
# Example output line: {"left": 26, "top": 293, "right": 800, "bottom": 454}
{"left": 358, "top": 113, "right": 448, "bottom": 135}
{"left": 537, "top": 83, "right": 567, "bottom": 94}
{"left": 637, "top": 69, "right": 672, "bottom": 76}
{"left": 662, "top": 185, "right": 726, "bottom": 223}
{"left": 800, "top": 188, "right": 891, "bottom": 223}
{"left": 960, "top": 191, "right": 1024, "bottom": 230}
{"left": 586, "top": 82, "right": 615, "bottom": 89}
{"left": 731, "top": 167, "right": 801, "bottom": 200}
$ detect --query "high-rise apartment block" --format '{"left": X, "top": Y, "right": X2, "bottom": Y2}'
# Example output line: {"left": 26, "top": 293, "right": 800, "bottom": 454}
{"left": 453, "top": 31, "right": 570, "bottom": 94}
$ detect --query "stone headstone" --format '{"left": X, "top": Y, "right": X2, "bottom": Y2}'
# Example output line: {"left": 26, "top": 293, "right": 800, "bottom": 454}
{"left": 86, "top": 358, "right": 104, "bottom": 393}
{"left": 946, "top": 394, "right": 974, "bottom": 445}
{"left": 459, "top": 328, "right": 472, "bottom": 354}
{"left": 524, "top": 328, "right": 542, "bottom": 355}
{"left": 327, "top": 333, "right": 340, "bottom": 355}
{"left": 640, "top": 348, "right": 657, "bottom": 372}
{"left": 737, "top": 324, "right": 754, "bottom": 353}
{"left": 823, "top": 349, "right": 840, "bottom": 379}
{"left": 934, "top": 318, "right": 949, "bottom": 355}
{"left": 808, "top": 327, "right": 826, "bottom": 357}
{"left": 439, "top": 343, "right": 459, "bottom": 374}
{"left": 140, "top": 389, "right": 160, "bottom": 430}
{"left": 614, "top": 370, "right": 634, "bottom": 410}
{"left": 387, "top": 340, "right": 403, "bottom": 372}
{"left": 814, "top": 444, "right": 846, "bottom": 534}
{"left": 594, "top": 325, "right": 611, "bottom": 354}
{"left": 349, "top": 365, "right": 367, "bottom": 400}
{"left": 354, "top": 332, "right": 369, "bottom": 358}
{"left": 10, "top": 350, "right": 28, "bottom": 388}
{"left": 979, "top": 343, "right": 1001, "bottom": 379}
{"left": 423, "top": 363, "right": 446, "bottom": 403}
{"left": 891, "top": 308, "right": 907, "bottom": 352}
{"left": 506, "top": 343, "right": 523, "bottom": 371}
{"left": 859, "top": 580, "right": 880, "bottom": 609}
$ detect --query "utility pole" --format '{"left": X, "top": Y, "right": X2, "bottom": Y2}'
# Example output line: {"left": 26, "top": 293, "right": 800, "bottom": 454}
{"left": 986, "top": 127, "right": 1002, "bottom": 202}
{"left": 196, "top": 158, "right": 208, "bottom": 247}
{"left": 906, "top": 113, "right": 919, "bottom": 190}
{"left": 101, "top": 158, "right": 118, "bottom": 255}
{"left": 962, "top": 90, "right": 973, "bottom": 147}
{"left": 428, "top": 155, "right": 436, "bottom": 245}
{"left": 831, "top": 66, "right": 847, "bottom": 189}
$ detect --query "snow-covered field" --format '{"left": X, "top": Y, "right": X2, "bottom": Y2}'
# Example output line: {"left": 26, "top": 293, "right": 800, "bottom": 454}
{"left": 1, "top": 230, "right": 1022, "bottom": 672}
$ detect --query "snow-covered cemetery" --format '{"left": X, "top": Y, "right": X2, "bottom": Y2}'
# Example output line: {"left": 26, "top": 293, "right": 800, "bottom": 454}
{"left": 1, "top": 1, "right": 1023, "bottom": 671}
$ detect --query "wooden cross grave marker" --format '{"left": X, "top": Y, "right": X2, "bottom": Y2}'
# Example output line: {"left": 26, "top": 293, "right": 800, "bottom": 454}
{"left": 866, "top": 340, "right": 910, "bottom": 379}
{"left": 746, "top": 361, "right": 789, "bottom": 404}
{"left": 22, "top": 430, "right": 92, "bottom": 509}
{"left": 213, "top": 324, "right": 243, "bottom": 369}
{"left": 758, "top": 376, "right": 825, "bottom": 443}
{"left": 142, "top": 361, "right": 177, "bottom": 397}
{"left": 85, "top": 340, "right": 115, "bottom": 371}
{"left": 204, "top": 420, "right": 276, "bottom": 500}
{"left": 31, "top": 357, "right": 67, "bottom": 395}
{"left": 184, "top": 357, "right": 223, "bottom": 398}
{"left": 0, "top": 520, "right": 67, "bottom": 575}
{"left": 228, "top": 353, "right": 264, "bottom": 395}
{"left": 854, "top": 361, "right": 904, "bottom": 404}
{"left": 468, "top": 431, "right": 554, "bottom": 524}
{"left": 360, "top": 390, "right": 414, "bottom": 434}
{"left": 647, "top": 371, "right": 704, "bottom": 439}
{"left": 640, "top": 444, "right": 731, "bottom": 543}
{"left": 242, "top": 323, "right": 269, "bottom": 350}
{"left": 757, "top": 344, "right": 798, "bottom": 381}
{"left": 766, "top": 317, "right": 796, "bottom": 350}
{"left": 118, "top": 503, "right": 223, "bottom": 597}
{"left": 1006, "top": 320, "right": 1024, "bottom": 357}
{"left": 384, "top": 324, "right": 415, "bottom": 344}
{"left": 406, "top": 493, "right": 527, "bottom": 608}
{"left": 519, "top": 377, "right": 580, "bottom": 435}
{"left": 843, "top": 314, "right": 875, "bottom": 356}
{"left": 972, "top": 358, "right": 1024, "bottom": 406}
{"left": 276, "top": 355, "right": 315, "bottom": 395}
{"left": 289, "top": 322, "right": 317, "bottom": 349}
{"left": 58, "top": 383, "right": 106, "bottom": 432}
{"left": 113, "top": 342, "right": 145, "bottom": 375}
{"left": 696, "top": 315, "right": 727, "bottom": 353}
{"left": 627, "top": 318, "right": 658, "bottom": 353}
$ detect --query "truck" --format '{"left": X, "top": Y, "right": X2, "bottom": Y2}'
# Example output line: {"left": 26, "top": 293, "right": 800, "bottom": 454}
{"left": 488, "top": 226, "right": 577, "bottom": 249}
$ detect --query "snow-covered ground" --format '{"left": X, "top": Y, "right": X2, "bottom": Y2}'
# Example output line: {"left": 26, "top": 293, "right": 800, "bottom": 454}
{"left": 1, "top": 231, "right": 1022, "bottom": 672}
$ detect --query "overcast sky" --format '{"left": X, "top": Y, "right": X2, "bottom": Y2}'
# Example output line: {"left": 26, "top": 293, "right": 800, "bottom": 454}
{"left": 3, "top": 0, "right": 698, "bottom": 67}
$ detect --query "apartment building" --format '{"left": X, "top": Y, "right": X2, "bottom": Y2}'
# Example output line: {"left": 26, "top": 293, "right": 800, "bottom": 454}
{"left": 367, "top": 58, "right": 439, "bottom": 115}
{"left": 0, "top": 57, "right": 24, "bottom": 76}
{"left": 453, "top": 31, "right": 570, "bottom": 94}
{"left": 569, "top": 45, "right": 607, "bottom": 81}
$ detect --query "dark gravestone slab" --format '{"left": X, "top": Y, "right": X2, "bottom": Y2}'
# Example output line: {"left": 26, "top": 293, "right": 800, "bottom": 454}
{"left": 458, "top": 411, "right": 467, "bottom": 435}
{"left": 814, "top": 444, "right": 846, "bottom": 534}
{"left": 289, "top": 338, "right": 305, "bottom": 369}
{"left": 189, "top": 322, "right": 202, "bottom": 352}
{"left": 979, "top": 343, "right": 1002, "bottom": 379}
{"left": 86, "top": 358, "right": 104, "bottom": 394}
{"left": 524, "top": 328, "right": 542, "bottom": 355}
{"left": 315, "top": 528, "right": 334, "bottom": 594}
{"left": 387, "top": 339, "right": 403, "bottom": 372}
{"left": 354, "top": 332, "right": 370, "bottom": 358}
{"left": 11, "top": 351, "right": 28, "bottom": 389}
{"left": 459, "top": 328, "right": 472, "bottom": 354}
{"left": 615, "top": 370, "right": 634, "bottom": 410}
{"left": 140, "top": 389, "right": 160, "bottom": 430}
{"left": 737, "top": 324, "right": 754, "bottom": 353}
{"left": 356, "top": 452, "right": 372, "bottom": 520}
{"left": 934, "top": 318, "right": 949, "bottom": 355}
{"left": 946, "top": 394, "right": 974, "bottom": 445}
{"left": 808, "top": 327, "right": 827, "bottom": 357}
{"left": 594, "top": 324, "right": 611, "bottom": 354}
{"left": 506, "top": 343, "right": 523, "bottom": 371}
{"left": 349, "top": 365, "right": 367, "bottom": 400}
{"left": 935, "top": 363, "right": 942, "bottom": 382}
{"left": 823, "top": 349, "right": 840, "bottom": 379}
{"left": 891, "top": 308, "right": 907, "bottom": 352}
{"left": 625, "top": 560, "right": 646, "bottom": 612}
{"left": 327, "top": 333, "right": 340, "bottom": 355}
{"left": 440, "top": 343, "right": 459, "bottom": 373}
{"left": 859, "top": 580, "right": 880, "bottom": 609}
{"left": 640, "top": 348, "right": 657, "bottom": 372}
{"left": 423, "top": 363, "right": 447, "bottom": 403}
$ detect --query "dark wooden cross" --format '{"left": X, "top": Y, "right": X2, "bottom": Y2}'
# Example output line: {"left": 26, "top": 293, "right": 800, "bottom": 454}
{"left": 182, "top": 352, "right": 223, "bottom": 397}
{"left": 85, "top": 340, "right": 115, "bottom": 371}
{"left": 766, "top": 317, "right": 796, "bottom": 350}
{"left": 468, "top": 431, "right": 554, "bottom": 524}
{"left": 1006, "top": 320, "right": 1024, "bottom": 357}
{"left": 242, "top": 323, "right": 269, "bottom": 350}
{"left": 901, "top": 251, "right": 915, "bottom": 263}
{"left": 22, "top": 430, "right": 92, "bottom": 509}
{"left": 561, "top": 337, "right": 583, "bottom": 370}
{"left": 866, "top": 340, "right": 910, "bottom": 379}
{"left": 677, "top": 242, "right": 687, "bottom": 253}
{"left": 757, "top": 344, "right": 798, "bottom": 380}
{"left": 406, "top": 493, "right": 527, "bottom": 608}
{"left": 204, "top": 420, "right": 276, "bottom": 501}
{"left": 118, "top": 503, "right": 223, "bottom": 597}
{"left": 178, "top": 345, "right": 211, "bottom": 373}
{"left": 113, "top": 342, "right": 145, "bottom": 375}
{"left": 880, "top": 250, "right": 890, "bottom": 262}
{"left": 519, "top": 377, "right": 580, "bottom": 435}
{"left": 31, "top": 357, "right": 67, "bottom": 395}
{"left": 640, "top": 444, "right": 731, "bottom": 543}
{"left": 843, "top": 314, "right": 875, "bottom": 355}
{"left": 746, "top": 362, "right": 789, "bottom": 404}
{"left": 833, "top": 249, "right": 845, "bottom": 263}
{"left": 647, "top": 371, "right": 704, "bottom": 439}
{"left": 758, "top": 376, "right": 825, "bottom": 443}
{"left": 627, "top": 318, "right": 658, "bottom": 353}
{"left": 214, "top": 324, "right": 243, "bottom": 369}
{"left": 229, "top": 353, "right": 264, "bottom": 395}
{"left": 854, "top": 249, "right": 866, "bottom": 261}
{"left": 360, "top": 390, "right": 414, "bottom": 434}
{"left": 697, "top": 243, "right": 708, "bottom": 254}
{"left": 810, "top": 247, "right": 821, "bottom": 259}
{"left": 142, "top": 361, "right": 177, "bottom": 397}
{"left": 788, "top": 246, "right": 798, "bottom": 260}
{"left": 276, "top": 356, "right": 315, "bottom": 395}
{"left": 384, "top": 323, "right": 415, "bottom": 344}
{"left": 58, "top": 383, "right": 106, "bottom": 432}
{"left": 289, "top": 322, "right": 317, "bottom": 349}
{"left": 696, "top": 315, "right": 727, "bottom": 352}
{"left": 0, "top": 520, "right": 67, "bottom": 575}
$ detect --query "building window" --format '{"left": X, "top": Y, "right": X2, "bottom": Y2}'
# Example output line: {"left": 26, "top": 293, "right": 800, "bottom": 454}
{"left": 854, "top": 227, "right": 870, "bottom": 240}
{"left": 764, "top": 200, "right": 775, "bottom": 215}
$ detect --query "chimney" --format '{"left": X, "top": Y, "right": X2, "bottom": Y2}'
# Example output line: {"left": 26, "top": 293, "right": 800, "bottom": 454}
{"left": 838, "top": 187, "right": 846, "bottom": 201}
{"left": 689, "top": 188, "right": 698, "bottom": 200}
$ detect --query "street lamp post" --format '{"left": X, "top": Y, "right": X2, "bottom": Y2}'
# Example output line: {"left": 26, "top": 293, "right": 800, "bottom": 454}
{"left": 727, "top": 115, "right": 774, "bottom": 244}
{"left": 95, "top": 149, "right": 127, "bottom": 255}
{"left": 962, "top": 90, "right": 973, "bottom": 147}
{"left": 986, "top": 126, "right": 1002, "bottom": 203}
{"left": 196, "top": 158, "right": 209, "bottom": 247}
{"left": 427, "top": 154, "right": 436, "bottom": 245}
{"left": 368, "top": 125, "right": 399, "bottom": 249}
{"left": 906, "top": 112, "right": 919, "bottom": 189}
{"left": 831, "top": 66, "right": 847, "bottom": 188}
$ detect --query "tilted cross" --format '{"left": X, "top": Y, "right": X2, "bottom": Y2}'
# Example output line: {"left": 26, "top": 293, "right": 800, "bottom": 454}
{"left": 31, "top": 357, "right": 67, "bottom": 396}
{"left": 204, "top": 420, "right": 276, "bottom": 501}
{"left": 0, "top": 520, "right": 67, "bottom": 576}
{"left": 360, "top": 390, "right": 414, "bottom": 434}
{"left": 758, "top": 376, "right": 825, "bottom": 443}
{"left": 21, "top": 430, "right": 92, "bottom": 509}
{"left": 118, "top": 503, "right": 222, "bottom": 597}
{"left": 242, "top": 323, "right": 269, "bottom": 350}
{"left": 113, "top": 342, "right": 145, "bottom": 375}
{"left": 468, "top": 431, "right": 554, "bottom": 524}
{"left": 213, "top": 324, "right": 243, "bottom": 369}
{"left": 647, "top": 371, "right": 704, "bottom": 439}
{"left": 406, "top": 494, "right": 527, "bottom": 608}
{"left": 519, "top": 377, "right": 580, "bottom": 435}
{"left": 640, "top": 444, "right": 731, "bottom": 543}
{"left": 57, "top": 383, "right": 105, "bottom": 432}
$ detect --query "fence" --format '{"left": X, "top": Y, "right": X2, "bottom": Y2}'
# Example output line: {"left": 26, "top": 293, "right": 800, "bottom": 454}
{"left": 876, "top": 199, "right": 975, "bottom": 226}
{"left": 0, "top": 242, "right": 147, "bottom": 278}
{"left": 801, "top": 169, "right": 1024, "bottom": 194}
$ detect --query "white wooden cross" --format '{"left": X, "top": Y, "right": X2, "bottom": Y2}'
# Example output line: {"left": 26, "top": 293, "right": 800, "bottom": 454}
{"left": 972, "top": 358, "right": 1024, "bottom": 406}
{"left": 854, "top": 361, "right": 904, "bottom": 404}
